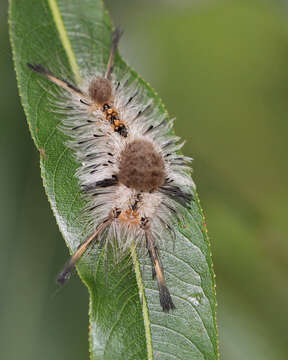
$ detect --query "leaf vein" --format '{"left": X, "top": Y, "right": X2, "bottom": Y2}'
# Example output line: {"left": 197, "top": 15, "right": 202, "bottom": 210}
{"left": 151, "top": 324, "right": 204, "bottom": 359}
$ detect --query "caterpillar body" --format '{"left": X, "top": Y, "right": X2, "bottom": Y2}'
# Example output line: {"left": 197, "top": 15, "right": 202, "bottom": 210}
{"left": 28, "top": 28, "right": 194, "bottom": 312}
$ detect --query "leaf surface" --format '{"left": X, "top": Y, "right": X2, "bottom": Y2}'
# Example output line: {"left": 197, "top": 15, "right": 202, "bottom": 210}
{"left": 9, "top": 0, "right": 218, "bottom": 359}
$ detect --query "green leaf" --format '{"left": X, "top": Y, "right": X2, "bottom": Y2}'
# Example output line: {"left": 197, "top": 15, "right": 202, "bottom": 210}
{"left": 9, "top": 0, "right": 218, "bottom": 359}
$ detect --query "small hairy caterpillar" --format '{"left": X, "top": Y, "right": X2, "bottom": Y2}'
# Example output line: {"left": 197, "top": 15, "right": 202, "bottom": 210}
{"left": 28, "top": 28, "right": 194, "bottom": 312}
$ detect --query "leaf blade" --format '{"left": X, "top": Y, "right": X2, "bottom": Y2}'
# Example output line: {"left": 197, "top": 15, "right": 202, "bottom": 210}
{"left": 9, "top": 0, "right": 218, "bottom": 359}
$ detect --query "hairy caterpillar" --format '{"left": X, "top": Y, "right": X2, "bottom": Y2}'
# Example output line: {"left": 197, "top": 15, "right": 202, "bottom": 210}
{"left": 28, "top": 28, "right": 194, "bottom": 312}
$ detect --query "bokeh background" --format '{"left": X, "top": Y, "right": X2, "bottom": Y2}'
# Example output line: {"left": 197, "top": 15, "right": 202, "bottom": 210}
{"left": 1, "top": 0, "right": 288, "bottom": 359}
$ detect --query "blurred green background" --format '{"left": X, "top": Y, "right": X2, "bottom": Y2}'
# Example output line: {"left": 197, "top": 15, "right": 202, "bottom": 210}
{"left": 1, "top": 0, "right": 288, "bottom": 358}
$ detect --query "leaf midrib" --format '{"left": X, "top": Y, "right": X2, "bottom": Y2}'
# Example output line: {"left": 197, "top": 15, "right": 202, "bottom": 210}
{"left": 46, "top": 1, "right": 153, "bottom": 359}
{"left": 47, "top": 0, "right": 81, "bottom": 82}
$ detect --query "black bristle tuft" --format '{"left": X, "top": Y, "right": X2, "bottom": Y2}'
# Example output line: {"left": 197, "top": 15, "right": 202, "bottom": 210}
{"left": 144, "top": 124, "right": 154, "bottom": 134}
{"left": 159, "top": 285, "right": 175, "bottom": 312}
{"left": 82, "top": 176, "right": 118, "bottom": 192}
{"left": 57, "top": 269, "right": 71, "bottom": 286}
{"left": 112, "top": 26, "right": 124, "bottom": 47}
{"left": 159, "top": 184, "right": 194, "bottom": 207}
{"left": 162, "top": 140, "right": 174, "bottom": 149}
{"left": 27, "top": 63, "right": 48, "bottom": 75}
{"left": 126, "top": 91, "right": 138, "bottom": 106}
{"left": 152, "top": 267, "right": 156, "bottom": 280}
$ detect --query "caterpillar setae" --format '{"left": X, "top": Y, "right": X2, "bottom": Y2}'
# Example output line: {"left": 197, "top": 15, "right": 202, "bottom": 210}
{"left": 28, "top": 28, "right": 194, "bottom": 312}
